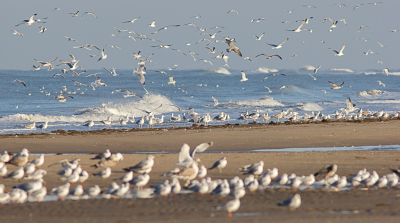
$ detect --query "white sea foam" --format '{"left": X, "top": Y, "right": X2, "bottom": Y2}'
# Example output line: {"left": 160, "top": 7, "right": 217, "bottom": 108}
{"left": 388, "top": 72, "right": 400, "bottom": 76}
{"left": 301, "top": 65, "right": 315, "bottom": 71}
{"left": 357, "top": 90, "right": 385, "bottom": 98}
{"left": 298, "top": 103, "right": 323, "bottom": 111}
{"left": 256, "top": 67, "right": 278, "bottom": 73}
{"left": 357, "top": 99, "right": 400, "bottom": 104}
{"left": 330, "top": 68, "right": 354, "bottom": 73}
{"left": 3, "top": 94, "right": 177, "bottom": 124}
{"left": 207, "top": 67, "right": 230, "bottom": 75}
{"left": 362, "top": 72, "right": 377, "bottom": 75}
{"left": 218, "top": 97, "right": 284, "bottom": 108}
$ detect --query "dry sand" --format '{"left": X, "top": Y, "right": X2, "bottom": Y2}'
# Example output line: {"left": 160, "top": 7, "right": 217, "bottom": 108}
{"left": 0, "top": 120, "right": 400, "bottom": 222}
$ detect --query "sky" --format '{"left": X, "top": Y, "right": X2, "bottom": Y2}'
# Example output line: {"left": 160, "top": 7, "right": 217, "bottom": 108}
{"left": 1, "top": 0, "right": 399, "bottom": 71}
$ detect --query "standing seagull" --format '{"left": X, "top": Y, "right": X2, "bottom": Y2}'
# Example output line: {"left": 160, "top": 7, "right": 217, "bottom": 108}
{"left": 278, "top": 194, "right": 301, "bottom": 210}
{"left": 267, "top": 37, "right": 289, "bottom": 49}
{"left": 314, "top": 164, "right": 337, "bottom": 179}
{"left": 240, "top": 71, "right": 248, "bottom": 82}
{"left": 329, "top": 44, "right": 346, "bottom": 56}
{"left": 208, "top": 157, "right": 227, "bottom": 173}
{"left": 225, "top": 38, "right": 242, "bottom": 57}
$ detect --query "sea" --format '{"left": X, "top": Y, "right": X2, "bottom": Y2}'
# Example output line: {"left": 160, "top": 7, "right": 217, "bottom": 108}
{"left": 1, "top": 67, "right": 399, "bottom": 134}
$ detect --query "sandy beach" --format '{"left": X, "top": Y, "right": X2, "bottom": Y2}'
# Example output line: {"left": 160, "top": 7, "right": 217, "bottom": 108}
{"left": 1, "top": 120, "right": 400, "bottom": 223}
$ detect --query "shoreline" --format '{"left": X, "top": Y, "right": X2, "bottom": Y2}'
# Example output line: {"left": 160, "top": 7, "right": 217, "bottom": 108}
{"left": 1, "top": 119, "right": 399, "bottom": 154}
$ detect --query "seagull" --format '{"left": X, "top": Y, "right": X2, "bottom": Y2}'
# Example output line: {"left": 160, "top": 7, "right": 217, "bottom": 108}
{"left": 69, "top": 11, "right": 79, "bottom": 17}
{"left": 329, "top": 44, "right": 346, "bottom": 56}
{"left": 96, "top": 47, "right": 107, "bottom": 62}
{"left": 118, "top": 90, "right": 142, "bottom": 98}
{"left": 250, "top": 18, "right": 265, "bottom": 23}
{"left": 321, "top": 90, "right": 328, "bottom": 94}
{"left": 168, "top": 77, "right": 176, "bottom": 86}
{"left": 208, "top": 157, "right": 227, "bottom": 173}
{"left": 93, "top": 167, "right": 112, "bottom": 180}
{"left": 11, "top": 30, "right": 24, "bottom": 37}
{"left": 37, "top": 122, "right": 49, "bottom": 132}
{"left": 152, "top": 25, "right": 180, "bottom": 34}
{"left": 15, "top": 14, "right": 46, "bottom": 26}
{"left": 255, "top": 53, "right": 282, "bottom": 60}
{"left": 383, "top": 68, "right": 389, "bottom": 76}
{"left": 240, "top": 71, "right": 248, "bottom": 82}
{"left": 308, "top": 74, "right": 317, "bottom": 80}
{"left": 252, "top": 32, "right": 265, "bottom": 40}
{"left": 345, "top": 97, "right": 357, "bottom": 112}
{"left": 134, "top": 62, "right": 147, "bottom": 87}
{"left": 328, "top": 81, "right": 344, "bottom": 89}
{"left": 267, "top": 37, "right": 289, "bottom": 49}
{"left": 135, "top": 104, "right": 163, "bottom": 117}
{"left": 358, "top": 25, "right": 369, "bottom": 32}
{"left": 212, "top": 96, "right": 219, "bottom": 106}
{"left": 278, "top": 194, "right": 301, "bottom": 210}
{"left": 377, "top": 42, "right": 386, "bottom": 47}
{"left": 81, "top": 12, "right": 97, "bottom": 19}
{"left": 206, "top": 47, "right": 216, "bottom": 54}
{"left": 284, "top": 9, "right": 295, "bottom": 13}
{"left": 34, "top": 56, "right": 58, "bottom": 68}
{"left": 216, "top": 196, "right": 240, "bottom": 218}
{"left": 52, "top": 73, "right": 67, "bottom": 79}
{"left": 243, "top": 57, "right": 253, "bottom": 61}
{"left": 314, "top": 164, "right": 337, "bottom": 179}
{"left": 103, "top": 67, "right": 118, "bottom": 76}
{"left": 148, "top": 20, "right": 156, "bottom": 27}
{"left": 65, "top": 36, "right": 78, "bottom": 42}
{"left": 286, "top": 19, "right": 308, "bottom": 32}
{"left": 227, "top": 10, "right": 239, "bottom": 15}
{"left": 314, "top": 65, "right": 321, "bottom": 73}
{"left": 264, "top": 86, "right": 272, "bottom": 92}
{"left": 13, "top": 79, "right": 27, "bottom": 87}
{"left": 123, "top": 17, "right": 140, "bottom": 23}
{"left": 225, "top": 37, "right": 242, "bottom": 57}
{"left": 123, "top": 155, "right": 155, "bottom": 174}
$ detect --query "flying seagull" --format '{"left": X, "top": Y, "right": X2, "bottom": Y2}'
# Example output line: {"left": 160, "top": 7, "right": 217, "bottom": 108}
{"left": 14, "top": 79, "right": 27, "bottom": 87}
{"left": 328, "top": 81, "right": 344, "bottom": 89}
{"left": 225, "top": 37, "right": 242, "bottom": 57}
{"left": 255, "top": 53, "right": 282, "bottom": 60}
{"left": 123, "top": 17, "right": 141, "bottom": 23}
{"left": 329, "top": 43, "right": 345, "bottom": 56}
{"left": 267, "top": 37, "right": 289, "bottom": 49}
{"left": 240, "top": 71, "right": 248, "bottom": 82}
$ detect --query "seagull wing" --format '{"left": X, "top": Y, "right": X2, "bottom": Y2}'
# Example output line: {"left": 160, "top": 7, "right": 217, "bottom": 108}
{"left": 272, "top": 55, "right": 282, "bottom": 60}
{"left": 328, "top": 81, "right": 337, "bottom": 87}
{"left": 14, "top": 79, "right": 27, "bottom": 87}
{"left": 346, "top": 97, "right": 354, "bottom": 109}
{"left": 151, "top": 104, "right": 163, "bottom": 113}
{"left": 279, "top": 37, "right": 289, "bottom": 46}
{"left": 191, "top": 142, "right": 213, "bottom": 157}
{"left": 339, "top": 44, "right": 346, "bottom": 54}
{"left": 338, "top": 82, "right": 345, "bottom": 87}
{"left": 241, "top": 71, "right": 247, "bottom": 80}
{"left": 179, "top": 144, "right": 192, "bottom": 163}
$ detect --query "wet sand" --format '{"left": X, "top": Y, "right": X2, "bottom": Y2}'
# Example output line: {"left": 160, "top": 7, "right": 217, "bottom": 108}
{"left": 1, "top": 120, "right": 400, "bottom": 222}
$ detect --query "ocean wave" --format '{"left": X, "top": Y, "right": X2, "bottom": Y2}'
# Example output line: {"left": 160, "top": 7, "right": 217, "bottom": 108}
{"left": 217, "top": 97, "right": 284, "bottom": 108}
{"left": 357, "top": 99, "right": 400, "bottom": 104}
{"left": 301, "top": 66, "right": 316, "bottom": 71}
{"left": 362, "top": 72, "right": 377, "bottom": 75}
{"left": 2, "top": 94, "right": 177, "bottom": 123}
{"left": 298, "top": 103, "right": 323, "bottom": 111}
{"left": 256, "top": 67, "right": 279, "bottom": 73}
{"left": 206, "top": 67, "right": 230, "bottom": 75}
{"left": 330, "top": 68, "right": 354, "bottom": 73}
{"left": 357, "top": 90, "right": 385, "bottom": 98}
{"left": 388, "top": 72, "right": 400, "bottom": 76}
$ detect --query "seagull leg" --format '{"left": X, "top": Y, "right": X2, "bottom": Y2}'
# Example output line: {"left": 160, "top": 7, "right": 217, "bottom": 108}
{"left": 228, "top": 211, "right": 232, "bottom": 218}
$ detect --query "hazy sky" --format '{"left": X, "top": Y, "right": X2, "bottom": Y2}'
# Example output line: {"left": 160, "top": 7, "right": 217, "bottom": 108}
{"left": 1, "top": 0, "right": 399, "bottom": 71}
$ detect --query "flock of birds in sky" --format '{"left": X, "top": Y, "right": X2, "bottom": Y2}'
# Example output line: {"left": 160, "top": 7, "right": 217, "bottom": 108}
{"left": 1, "top": 145, "right": 400, "bottom": 217}
{"left": 8, "top": 2, "right": 399, "bottom": 131}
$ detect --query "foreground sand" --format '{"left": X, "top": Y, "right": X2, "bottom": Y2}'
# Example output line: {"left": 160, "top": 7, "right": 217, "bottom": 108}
{"left": 1, "top": 120, "right": 400, "bottom": 222}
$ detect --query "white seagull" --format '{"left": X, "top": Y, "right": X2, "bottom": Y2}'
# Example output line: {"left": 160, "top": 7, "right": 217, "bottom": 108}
{"left": 329, "top": 44, "right": 346, "bottom": 56}
{"left": 267, "top": 37, "right": 289, "bottom": 49}
{"left": 240, "top": 71, "right": 248, "bottom": 82}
